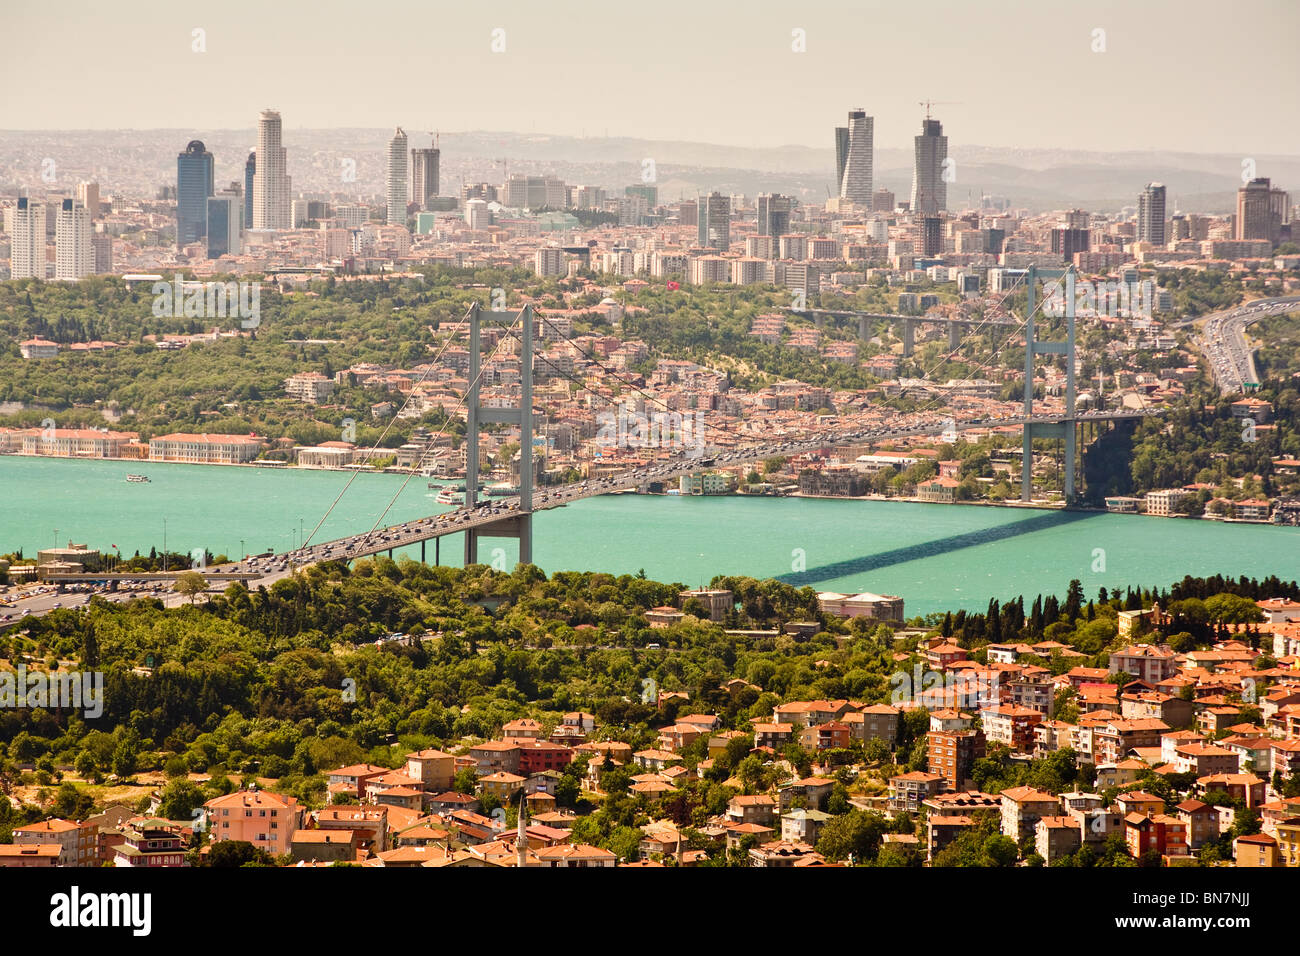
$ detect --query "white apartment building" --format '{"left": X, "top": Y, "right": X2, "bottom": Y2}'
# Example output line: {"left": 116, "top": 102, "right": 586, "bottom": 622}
{"left": 689, "top": 255, "right": 730, "bottom": 285}
{"left": 8, "top": 197, "right": 46, "bottom": 278}
{"left": 283, "top": 372, "right": 335, "bottom": 404}
{"left": 1144, "top": 488, "right": 1185, "bottom": 516}
{"left": 55, "top": 199, "right": 92, "bottom": 280}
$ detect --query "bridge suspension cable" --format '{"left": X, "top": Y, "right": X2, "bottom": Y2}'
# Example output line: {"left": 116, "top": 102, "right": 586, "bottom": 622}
{"left": 300, "top": 265, "right": 1087, "bottom": 563}
{"left": 363, "top": 308, "right": 524, "bottom": 534}
{"left": 300, "top": 300, "right": 486, "bottom": 551}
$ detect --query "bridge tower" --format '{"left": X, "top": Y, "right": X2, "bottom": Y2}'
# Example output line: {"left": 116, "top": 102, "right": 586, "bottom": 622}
{"left": 463, "top": 301, "right": 534, "bottom": 566}
{"left": 1021, "top": 266, "right": 1077, "bottom": 503}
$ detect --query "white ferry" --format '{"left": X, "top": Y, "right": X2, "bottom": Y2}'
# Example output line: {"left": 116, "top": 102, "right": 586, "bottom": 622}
{"left": 126, "top": 474, "right": 151, "bottom": 483}
{"left": 435, "top": 489, "right": 464, "bottom": 505}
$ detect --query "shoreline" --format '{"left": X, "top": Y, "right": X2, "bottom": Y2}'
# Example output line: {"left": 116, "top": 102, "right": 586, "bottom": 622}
{"left": 1, "top": 453, "right": 1289, "bottom": 527}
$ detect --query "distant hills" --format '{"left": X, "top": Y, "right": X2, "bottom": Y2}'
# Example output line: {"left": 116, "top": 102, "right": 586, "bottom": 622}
{"left": 2, "top": 128, "right": 1295, "bottom": 215}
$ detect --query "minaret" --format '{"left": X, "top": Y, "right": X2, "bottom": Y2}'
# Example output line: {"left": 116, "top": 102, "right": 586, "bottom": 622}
{"left": 515, "top": 792, "right": 528, "bottom": 868}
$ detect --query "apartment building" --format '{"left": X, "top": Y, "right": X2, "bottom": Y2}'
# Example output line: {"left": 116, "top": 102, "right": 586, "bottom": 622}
{"left": 889, "top": 772, "right": 945, "bottom": 813}
{"left": 112, "top": 820, "right": 189, "bottom": 867}
{"left": 927, "top": 727, "right": 985, "bottom": 791}
{"left": 283, "top": 371, "right": 335, "bottom": 403}
{"left": 1109, "top": 643, "right": 1179, "bottom": 683}
{"left": 980, "top": 703, "right": 1044, "bottom": 752}
{"left": 12, "top": 818, "right": 95, "bottom": 866}
{"left": 1000, "top": 787, "right": 1062, "bottom": 842}
{"left": 204, "top": 788, "right": 301, "bottom": 857}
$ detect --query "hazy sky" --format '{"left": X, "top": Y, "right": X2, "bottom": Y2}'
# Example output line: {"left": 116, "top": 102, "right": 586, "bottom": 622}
{"left": 4, "top": 0, "right": 1298, "bottom": 155}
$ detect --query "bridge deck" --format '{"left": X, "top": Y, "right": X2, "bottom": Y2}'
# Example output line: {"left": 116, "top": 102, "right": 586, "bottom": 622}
{"left": 81, "top": 411, "right": 1154, "bottom": 584}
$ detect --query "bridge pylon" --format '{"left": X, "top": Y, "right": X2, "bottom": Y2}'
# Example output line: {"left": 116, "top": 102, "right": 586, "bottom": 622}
{"left": 1021, "top": 266, "right": 1077, "bottom": 503}
{"left": 463, "top": 300, "right": 534, "bottom": 566}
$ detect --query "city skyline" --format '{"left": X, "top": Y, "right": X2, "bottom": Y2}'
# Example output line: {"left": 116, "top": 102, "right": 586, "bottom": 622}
{"left": 1, "top": 0, "right": 1297, "bottom": 156}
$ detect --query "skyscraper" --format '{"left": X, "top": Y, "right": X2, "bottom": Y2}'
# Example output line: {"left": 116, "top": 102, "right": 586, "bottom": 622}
{"left": 176, "top": 140, "right": 215, "bottom": 249}
{"left": 834, "top": 125, "right": 849, "bottom": 196}
{"left": 244, "top": 152, "right": 255, "bottom": 229}
{"left": 919, "top": 217, "right": 942, "bottom": 257}
{"left": 1237, "top": 177, "right": 1279, "bottom": 243}
{"left": 411, "top": 135, "right": 440, "bottom": 210}
{"left": 91, "top": 233, "right": 112, "bottom": 274}
{"left": 757, "top": 193, "right": 792, "bottom": 237}
{"left": 55, "top": 198, "right": 92, "bottom": 280}
{"left": 465, "top": 198, "right": 491, "bottom": 229}
{"left": 252, "top": 110, "right": 291, "bottom": 230}
{"left": 386, "top": 127, "right": 409, "bottom": 226}
{"left": 9, "top": 196, "right": 46, "bottom": 279}
{"left": 625, "top": 184, "right": 658, "bottom": 207}
{"left": 1137, "top": 183, "right": 1167, "bottom": 245}
{"left": 698, "top": 192, "right": 730, "bottom": 251}
{"left": 839, "top": 110, "right": 873, "bottom": 204}
{"left": 910, "top": 117, "right": 948, "bottom": 217}
{"left": 207, "top": 185, "right": 244, "bottom": 259}
{"left": 76, "top": 182, "right": 99, "bottom": 218}
{"left": 504, "top": 175, "right": 566, "bottom": 211}
{"left": 1051, "top": 226, "right": 1090, "bottom": 262}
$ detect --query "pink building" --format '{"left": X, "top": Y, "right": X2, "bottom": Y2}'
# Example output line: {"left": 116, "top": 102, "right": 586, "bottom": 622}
{"left": 205, "top": 788, "right": 301, "bottom": 857}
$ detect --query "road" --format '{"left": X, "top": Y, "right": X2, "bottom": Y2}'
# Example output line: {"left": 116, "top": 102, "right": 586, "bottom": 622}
{"left": 1181, "top": 295, "right": 1300, "bottom": 393}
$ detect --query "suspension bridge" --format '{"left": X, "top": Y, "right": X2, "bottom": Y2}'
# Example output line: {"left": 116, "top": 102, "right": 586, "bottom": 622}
{"left": 49, "top": 265, "right": 1158, "bottom": 589}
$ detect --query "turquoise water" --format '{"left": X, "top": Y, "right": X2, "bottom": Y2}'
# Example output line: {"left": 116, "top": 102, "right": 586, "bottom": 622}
{"left": 2, "top": 456, "right": 1297, "bottom": 614}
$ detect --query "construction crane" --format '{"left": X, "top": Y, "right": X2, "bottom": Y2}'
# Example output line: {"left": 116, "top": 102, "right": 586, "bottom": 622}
{"left": 919, "top": 100, "right": 961, "bottom": 120}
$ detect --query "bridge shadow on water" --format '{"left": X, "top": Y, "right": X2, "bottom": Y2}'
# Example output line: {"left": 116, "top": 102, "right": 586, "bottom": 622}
{"left": 774, "top": 508, "right": 1100, "bottom": 588}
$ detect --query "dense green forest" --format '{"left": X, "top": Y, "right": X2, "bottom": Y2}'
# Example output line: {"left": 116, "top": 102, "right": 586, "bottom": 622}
{"left": 1081, "top": 384, "right": 1300, "bottom": 504}
{"left": 1254, "top": 312, "right": 1300, "bottom": 381}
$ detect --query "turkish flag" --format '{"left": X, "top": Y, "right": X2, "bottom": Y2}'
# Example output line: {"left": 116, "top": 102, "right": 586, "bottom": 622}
{"left": 667, "top": 281, "right": 679, "bottom": 291}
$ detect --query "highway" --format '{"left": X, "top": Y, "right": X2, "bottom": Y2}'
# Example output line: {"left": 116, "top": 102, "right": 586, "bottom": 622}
{"left": 1181, "top": 295, "right": 1300, "bottom": 393}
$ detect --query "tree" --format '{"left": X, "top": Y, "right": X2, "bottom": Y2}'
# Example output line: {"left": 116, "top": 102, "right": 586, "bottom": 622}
{"left": 157, "top": 780, "right": 207, "bottom": 821}
{"left": 816, "top": 809, "right": 885, "bottom": 863}
{"left": 174, "top": 570, "right": 209, "bottom": 604}
{"left": 682, "top": 597, "right": 708, "bottom": 620}
{"left": 206, "top": 840, "right": 274, "bottom": 867}
{"left": 52, "top": 783, "right": 93, "bottom": 820}
{"left": 111, "top": 739, "right": 139, "bottom": 779}
{"left": 73, "top": 751, "right": 98, "bottom": 781}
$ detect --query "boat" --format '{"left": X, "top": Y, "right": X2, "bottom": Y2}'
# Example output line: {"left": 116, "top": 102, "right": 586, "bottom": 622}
{"left": 126, "top": 474, "right": 151, "bottom": 483}
{"left": 435, "top": 490, "right": 464, "bottom": 505}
